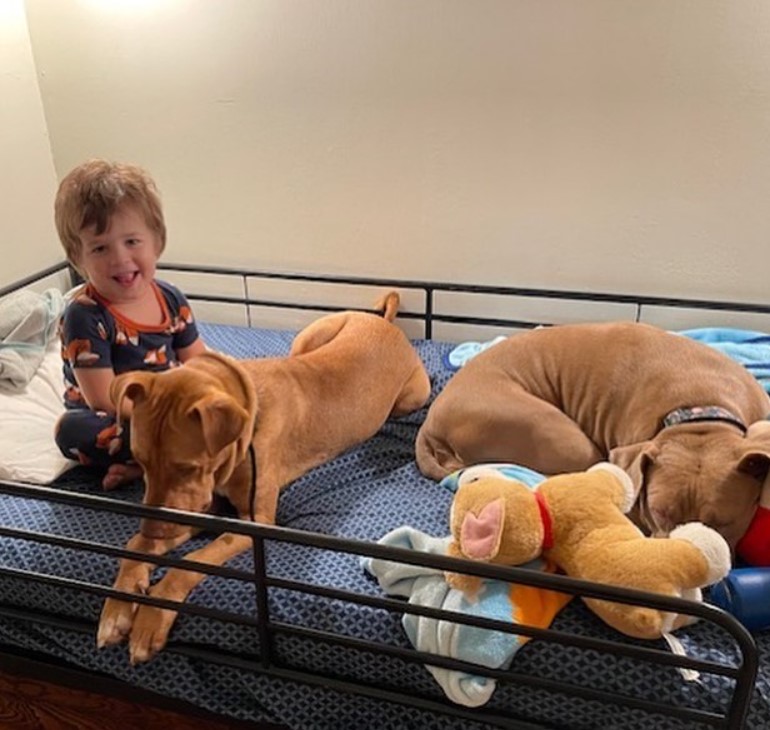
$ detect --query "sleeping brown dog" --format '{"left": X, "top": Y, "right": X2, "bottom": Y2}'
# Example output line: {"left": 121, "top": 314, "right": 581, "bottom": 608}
{"left": 416, "top": 321, "right": 770, "bottom": 549}
{"left": 97, "top": 293, "right": 430, "bottom": 664}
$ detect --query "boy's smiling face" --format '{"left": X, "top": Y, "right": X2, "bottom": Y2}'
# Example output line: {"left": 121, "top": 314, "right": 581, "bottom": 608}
{"left": 77, "top": 202, "right": 162, "bottom": 306}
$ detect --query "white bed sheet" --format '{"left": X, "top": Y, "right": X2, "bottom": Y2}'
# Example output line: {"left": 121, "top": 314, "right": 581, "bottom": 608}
{"left": 0, "top": 342, "right": 73, "bottom": 483}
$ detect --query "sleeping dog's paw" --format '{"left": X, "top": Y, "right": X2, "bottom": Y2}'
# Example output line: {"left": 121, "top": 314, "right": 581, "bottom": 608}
{"left": 97, "top": 598, "right": 137, "bottom": 648}
{"left": 128, "top": 603, "right": 178, "bottom": 664}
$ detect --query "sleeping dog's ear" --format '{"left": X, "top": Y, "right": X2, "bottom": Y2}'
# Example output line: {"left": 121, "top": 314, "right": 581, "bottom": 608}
{"left": 738, "top": 420, "right": 770, "bottom": 485}
{"left": 608, "top": 441, "right": 658, "bottom": 496}
{"left": 187, "top": 395, "right": 250, "bottom": 457}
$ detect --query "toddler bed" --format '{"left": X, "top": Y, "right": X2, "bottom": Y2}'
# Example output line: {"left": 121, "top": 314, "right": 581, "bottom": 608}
{"left": 0, "top": 261, "right": 768, "bottom": 730}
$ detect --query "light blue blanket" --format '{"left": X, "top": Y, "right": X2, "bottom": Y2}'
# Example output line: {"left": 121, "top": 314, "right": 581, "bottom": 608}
{"left": 0, "top": 288, "right": 64, "bottom": 392}
{"left": 446, "top": 328, "right": 770, "bottom": 395}
{"left": 362, "top": 526, "right": 568, "bottom": 707}
{"left": 679, "top": 328, "right": 770, "bottom": 394}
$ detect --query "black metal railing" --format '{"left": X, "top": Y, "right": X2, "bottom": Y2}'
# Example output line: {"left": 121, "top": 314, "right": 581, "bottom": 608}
{"left": 0, "top": 480, "right": 758, "bottom": 729}
{"left": 157, "top": 261, "right": 770, "bottom": 339}
{"left": 0, "top": 261, "right": 767, "bottom": 728}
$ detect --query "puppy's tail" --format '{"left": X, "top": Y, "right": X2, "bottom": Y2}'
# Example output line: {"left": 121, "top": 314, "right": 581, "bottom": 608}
{"left": 375, "top": 290, "right": 400, "bottom": 322}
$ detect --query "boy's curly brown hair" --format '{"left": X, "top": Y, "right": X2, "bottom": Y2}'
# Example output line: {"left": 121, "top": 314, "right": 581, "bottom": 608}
{"left": 54, "top": 159, "right": 167, "bottom": 273}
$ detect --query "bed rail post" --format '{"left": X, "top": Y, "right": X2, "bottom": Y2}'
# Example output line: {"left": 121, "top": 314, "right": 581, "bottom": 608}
{"left": 242, "top": 274, "right": 252, "bottom": 328}
{"left": 724, "top": 625, "right": 760, "bottom": 729}
{"left": 250, "top": 535, "right": 273, "bottom": 668}
{"left": 424, "top": 286, "right": 434, "bottom": 340}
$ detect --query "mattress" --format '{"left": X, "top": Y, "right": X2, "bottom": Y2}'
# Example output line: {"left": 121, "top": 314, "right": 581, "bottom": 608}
{"left": 0, "top": 320, "right": 768, "bottom": 730}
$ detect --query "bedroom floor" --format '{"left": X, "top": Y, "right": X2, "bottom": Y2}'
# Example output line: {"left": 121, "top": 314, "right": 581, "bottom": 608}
{"left": 0, "top": 668, "right": 277, "bottom": 730}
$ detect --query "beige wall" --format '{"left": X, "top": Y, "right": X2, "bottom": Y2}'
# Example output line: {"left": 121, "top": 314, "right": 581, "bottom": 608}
{"left": 12, "top": 0, "right": 770, "bottom": 301}
{"left": 0, "top": 0, "right": 60, "bottom": 286}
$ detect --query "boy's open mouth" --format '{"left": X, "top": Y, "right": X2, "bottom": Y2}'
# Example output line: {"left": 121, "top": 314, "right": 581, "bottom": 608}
{"left": 114, "top": 272, "right": 139, "bottom": 286}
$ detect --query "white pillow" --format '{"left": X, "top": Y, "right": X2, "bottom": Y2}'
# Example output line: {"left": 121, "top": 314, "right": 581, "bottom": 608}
{"left": 0, "top": 341, "right": 74, "bottom": 483}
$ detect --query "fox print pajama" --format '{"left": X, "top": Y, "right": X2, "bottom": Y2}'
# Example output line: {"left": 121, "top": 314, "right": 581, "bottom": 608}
{"left": 55, "top": 280, "right": 200, "bottom": 469}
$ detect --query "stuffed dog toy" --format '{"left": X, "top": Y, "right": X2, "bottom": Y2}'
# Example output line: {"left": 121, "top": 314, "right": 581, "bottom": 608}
{"left": 97, "top": 292, "right": 430, "bottom": 664}
{"left": 416, "top": 322, "right": 770, "bottom": 549}
{"left": 446, "top": 463, "right": 732, "bottom": 639}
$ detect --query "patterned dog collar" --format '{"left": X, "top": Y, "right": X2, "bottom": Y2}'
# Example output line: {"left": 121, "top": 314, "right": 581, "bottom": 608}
{"left": 662, "top": 406, "right": 747, "bottom": 435}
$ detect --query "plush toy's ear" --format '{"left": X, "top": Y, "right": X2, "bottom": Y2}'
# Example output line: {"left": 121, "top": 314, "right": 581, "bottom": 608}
{"left": 459, "top": 497, "right": 505, "bottom": 560}
{"left": 608, "top": 441, "right": 658, "bottom": 495}
{"left": 587, "top": 462, "right": 637, "bottom": 513}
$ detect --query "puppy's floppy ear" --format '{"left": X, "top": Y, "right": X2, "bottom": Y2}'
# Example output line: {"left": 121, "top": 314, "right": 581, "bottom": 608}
{"left": 110, "top": 372, "right": 153, "bottom": 421}
{"left": 608, "top": 441, "right": 658, "bottom": 494}
{"left": 187, "top": 395, "right": 250, "bottom": 457}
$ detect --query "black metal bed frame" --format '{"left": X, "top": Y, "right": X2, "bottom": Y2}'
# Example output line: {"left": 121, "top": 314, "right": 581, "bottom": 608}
{"left": 0, "top": 260, "right": 765, "bottom": 729}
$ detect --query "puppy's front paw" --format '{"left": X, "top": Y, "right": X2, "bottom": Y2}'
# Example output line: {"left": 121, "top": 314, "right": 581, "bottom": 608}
{"left": 97, "top": 598, "right": 137, "bottom": 648}
{"left": 128, "top": 604, "right": 179, "bottom": 664}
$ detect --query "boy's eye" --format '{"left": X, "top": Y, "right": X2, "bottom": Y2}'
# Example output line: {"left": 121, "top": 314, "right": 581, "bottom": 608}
{"left": 90, "top": 245, "right": 106, "bottom": 254}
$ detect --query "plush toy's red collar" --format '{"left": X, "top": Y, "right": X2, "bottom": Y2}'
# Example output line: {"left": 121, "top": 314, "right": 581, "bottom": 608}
{"left": 534, "top": 490, "right": 554, "bottom": 551}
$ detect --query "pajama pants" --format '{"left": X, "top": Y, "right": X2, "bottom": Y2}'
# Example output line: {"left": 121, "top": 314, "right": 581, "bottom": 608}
{"left": 55, "top": 408, "right": 134, "bottom": 468}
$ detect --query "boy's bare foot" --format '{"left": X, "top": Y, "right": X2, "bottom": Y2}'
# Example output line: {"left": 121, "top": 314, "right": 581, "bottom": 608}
{"left": 102, "top": 463, "right": 143, "bottom": 491}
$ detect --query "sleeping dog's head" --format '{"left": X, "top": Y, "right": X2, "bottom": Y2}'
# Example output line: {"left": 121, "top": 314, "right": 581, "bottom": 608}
{"left": 111, "top": 362, "right": 255, "bottom": 539}
{"left": 610, "top": 421, "right": 770, "bottom": 549}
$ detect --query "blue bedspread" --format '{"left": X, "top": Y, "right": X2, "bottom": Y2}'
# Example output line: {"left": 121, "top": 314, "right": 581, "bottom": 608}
{"left": 680, "top": 328, "right": 770, "bottom": 394}
{"left": 447, "top": 327, "right": 770, "bottom": 395}
{"left": 0, "top": 321, "right": 768, "bottom": 730}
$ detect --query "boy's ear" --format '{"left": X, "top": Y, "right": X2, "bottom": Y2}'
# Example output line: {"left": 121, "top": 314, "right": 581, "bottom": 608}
{"left": 153, "top": 230, "right": 166, "bottom": 256}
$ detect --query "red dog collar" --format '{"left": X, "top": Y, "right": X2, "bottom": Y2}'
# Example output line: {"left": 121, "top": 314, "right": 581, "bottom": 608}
{"left": 534, "top": 489, "right": 554, "bottom": 551}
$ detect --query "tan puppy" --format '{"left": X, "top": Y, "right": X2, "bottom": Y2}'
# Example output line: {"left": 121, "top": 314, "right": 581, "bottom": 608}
{"left": 416, "top": 321, "right": 770, "bottom": 548}
{"left": 97, "top": 293, "right": 430, "bottom": 663}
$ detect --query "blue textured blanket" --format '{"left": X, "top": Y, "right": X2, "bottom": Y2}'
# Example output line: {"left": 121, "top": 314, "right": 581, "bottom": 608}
{"left": 446, "top": 328, "right": 770, "bottom": 396}
{"left": 679, "top": 328, "right": 770, "bottom": 393}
